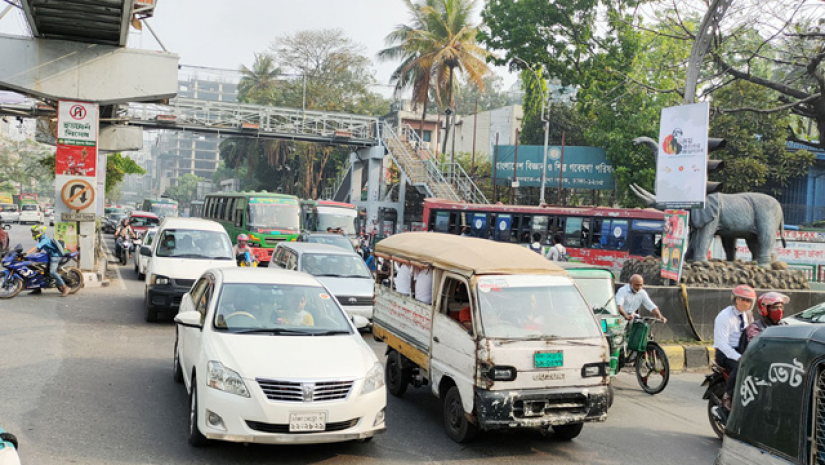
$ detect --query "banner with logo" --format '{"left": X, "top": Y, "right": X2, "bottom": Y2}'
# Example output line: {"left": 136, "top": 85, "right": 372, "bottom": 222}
{"left": 661, "top": 209, "right": 689, "bottom": 281}
{"left": 56, "top": 100, "right": 99, "bottom": 177}
{"left": 655, "top": 102, "right": 709, "bottom": 209}
{"left": 493, "top": 146, "right": 615, "bottom": 190}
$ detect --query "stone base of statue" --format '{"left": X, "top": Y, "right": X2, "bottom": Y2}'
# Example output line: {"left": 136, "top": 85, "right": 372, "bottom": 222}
{"left": 621, "top": 257, "right": 810, "bottom": 290}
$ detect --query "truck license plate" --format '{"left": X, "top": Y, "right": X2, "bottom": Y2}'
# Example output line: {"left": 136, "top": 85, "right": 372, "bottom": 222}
{"left": 289, "top": 412, "right": 327, "bottom": 432}
{"left": 534, "top": 351, "right": 563, "bottom": 368}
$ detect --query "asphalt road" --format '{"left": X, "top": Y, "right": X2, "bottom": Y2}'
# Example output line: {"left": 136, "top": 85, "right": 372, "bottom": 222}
{"left": 0, "top": 224, "right": 722, "bottom": 464}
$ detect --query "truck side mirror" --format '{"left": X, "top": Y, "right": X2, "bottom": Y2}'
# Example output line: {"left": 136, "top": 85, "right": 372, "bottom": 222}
{"left": 140, "top": 246, "right": 152, "bottom": 257}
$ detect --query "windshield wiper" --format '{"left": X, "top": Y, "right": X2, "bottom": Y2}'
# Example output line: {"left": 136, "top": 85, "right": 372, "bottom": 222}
{"left": 310, "top": 330, "right": 351, "bottom": 336}
{"left": 231, "top": 328, "right": 312, "bottom": 335}
{"left": 209, "top": 256, "right": 233, "bottom": 260}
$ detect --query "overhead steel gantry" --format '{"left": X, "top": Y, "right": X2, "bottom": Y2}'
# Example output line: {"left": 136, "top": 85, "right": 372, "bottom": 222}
{"left": 18, "top": 0, "right": 154, "bottom": 46}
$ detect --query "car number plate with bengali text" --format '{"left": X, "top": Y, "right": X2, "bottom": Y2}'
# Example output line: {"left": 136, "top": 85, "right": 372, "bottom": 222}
{"left": 534, "top": 350, "right": 563, "bottom": 368}
{"left": 289, "top": 412, "right": 327, "bottom": 432}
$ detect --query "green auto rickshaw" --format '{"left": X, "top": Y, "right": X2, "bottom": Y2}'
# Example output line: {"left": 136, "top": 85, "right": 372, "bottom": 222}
{"left": 717, "top": 324, "right": 825, "bottom": 464}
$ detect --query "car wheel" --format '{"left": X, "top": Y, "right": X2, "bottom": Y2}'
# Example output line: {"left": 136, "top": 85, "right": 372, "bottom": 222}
{"left": 188, "top": 379, "right": 210, "bottom": 447}
{"left": 443, "top": 385, "right": 478, "bottom": 443}
{"left": 173, "top": 336, "right": 184, "bottom": 384}
{"left": 144, "top": 290, "right": 158, "bottom": 323}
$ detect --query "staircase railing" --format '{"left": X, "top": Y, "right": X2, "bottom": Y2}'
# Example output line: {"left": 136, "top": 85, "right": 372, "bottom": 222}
{"left": 322, "top": 162, "right": 351, "bottom": 200}
{"left": 400, "top": 123, "right": 489, "bottom": 204}
{"left": 382, "top": 123, "right": 460, "bottom": 201}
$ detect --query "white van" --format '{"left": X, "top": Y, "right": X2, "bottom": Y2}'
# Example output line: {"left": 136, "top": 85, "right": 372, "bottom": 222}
{"left": 373, "top": 232, "right": 609, "bottom": 443}
{"left": 141, "top": 218, "right": 236, "bottom": 322}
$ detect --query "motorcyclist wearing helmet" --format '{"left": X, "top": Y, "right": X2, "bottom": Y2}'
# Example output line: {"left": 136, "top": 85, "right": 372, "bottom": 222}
{"left": 26, "top": 224, "right": 69, "bottom": 297}
{"left": 713, "top": 284, "right": 757, "bottom": 411}
{"left": 233, "top": 234, "right": 257, "bottom": 266}
{"left": 114, "top": 218, "right": 136, "bottom": 260}
{"left": 740, "top": 292, "right": 789, "bottom": 350}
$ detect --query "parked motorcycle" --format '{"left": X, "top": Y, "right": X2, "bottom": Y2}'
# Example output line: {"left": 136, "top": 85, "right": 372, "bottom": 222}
{"left": 0, "top": 244, "right": 84, "bottom": 299}
{"left": 0, "top": 427, "right": 20, "bottom": 465}
{"left": 702, "top": 361, "right": 730, "bottom": 439}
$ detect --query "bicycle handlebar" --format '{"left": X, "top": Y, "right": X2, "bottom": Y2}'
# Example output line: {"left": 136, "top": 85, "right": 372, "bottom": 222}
{"left": 634, "top": 316, "right": 664, "bottom": 323}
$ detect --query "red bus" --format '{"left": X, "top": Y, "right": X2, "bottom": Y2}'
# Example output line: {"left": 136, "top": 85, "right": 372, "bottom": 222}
{"left": 422, "top": 199, "right": 665, "bottom": 273}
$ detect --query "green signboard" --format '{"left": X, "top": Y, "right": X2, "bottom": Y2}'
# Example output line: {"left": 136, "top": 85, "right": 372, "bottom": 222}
{"left": 494, "top": 145, "right": 615, "bottom": 190}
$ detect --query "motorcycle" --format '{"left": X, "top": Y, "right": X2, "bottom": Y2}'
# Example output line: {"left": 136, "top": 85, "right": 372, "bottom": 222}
{"left": 0, "top": 244, "right": 84, "bottom": 299}
{"left": 702, "top": 361, "right": 730, "bottom": 439}
{"left": 237, "top": 251, "right": 258, "bottom": 267}
{"left": 0, "top": 427, "right": 20, "bottom": 465}
{"left": 117, "top": 235, "right": 134, "bottom": 265}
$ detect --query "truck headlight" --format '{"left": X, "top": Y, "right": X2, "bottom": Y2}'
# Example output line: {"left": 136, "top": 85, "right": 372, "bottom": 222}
{"left": 488, "top": 366, "right": 517, "bottom": 381}
{"left": 581, "top": 362, "right": 609, "bottom": 378}
{"left": 360, "top": 362, "right": 385, "bottom": 396}
{"left": 207, "top": 361, "right": 250, "bottom": 397}
{"left": 150, "top": 274, "right": 170, "bottom": 285}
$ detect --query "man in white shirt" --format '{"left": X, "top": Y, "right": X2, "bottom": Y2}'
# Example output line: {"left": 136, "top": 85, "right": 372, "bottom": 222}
{"left": 545, "top": 234, "right": 567, "bottom": 261}
{"left": 395, "top": 263, "right": 412, "bottom": 296}
{"left": 713, "top": 285, "right": 756, "bottom": 411}
{"left": 615, "top": 274, "right": 667, "bottom": 323}
{"left": 414, "top": 267, "right": 433, "bottom": 304}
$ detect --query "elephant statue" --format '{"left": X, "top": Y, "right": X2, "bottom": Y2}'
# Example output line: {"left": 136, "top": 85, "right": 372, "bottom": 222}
{"left": 630, "top": 184, "right": 786, "bottom": 267}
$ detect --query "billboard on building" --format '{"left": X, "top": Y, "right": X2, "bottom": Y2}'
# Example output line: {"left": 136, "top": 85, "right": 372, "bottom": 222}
{"left": 493, "top": 145, "right": 615, "bottom": 190}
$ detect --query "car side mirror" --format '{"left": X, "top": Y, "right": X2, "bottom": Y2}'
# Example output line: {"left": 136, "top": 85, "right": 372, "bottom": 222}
{"left": 140, "top": 246, "right": 152, "bottom": 257}
{"left": 2, "top": 224, "right": 10, "bottom": 230}
{"left": 174, "top": 310, "right": 202, "bottom": 328}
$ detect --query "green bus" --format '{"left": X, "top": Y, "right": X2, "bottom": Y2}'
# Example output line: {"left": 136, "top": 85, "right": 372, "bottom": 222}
{"left": 142, "top": 198, "right": 179, "bottom": 219}
{"left": 203, "top": 191, "right": 301, "bottom": 263}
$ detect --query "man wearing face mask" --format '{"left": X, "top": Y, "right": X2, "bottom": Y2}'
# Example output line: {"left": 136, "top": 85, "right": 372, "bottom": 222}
{"left": 615, "top": 274, "right": 667, "bottom": 323}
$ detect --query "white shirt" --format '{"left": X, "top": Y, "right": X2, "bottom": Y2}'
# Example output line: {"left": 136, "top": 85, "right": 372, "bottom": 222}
{"left": 545, "top": 243, "right": 566, "bottom": 261}
{"left": 396, "top": 264, "right": 412, "bottom": 295}
{"left": 615, "top": 284, "right": 657, "bottom": 315}
{"left": 714, "top": 305, "right": 751, "bottom": 361}
{"left": 414, "top": 267, "right": 433, "bottom": 304}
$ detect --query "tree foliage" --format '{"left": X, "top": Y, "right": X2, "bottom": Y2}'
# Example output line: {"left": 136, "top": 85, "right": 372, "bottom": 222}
{"left": 0, "top": 136, "right": 55, "bottom": 198}
{"left": 163, "top": 173, "right": 205, "bottom": 208}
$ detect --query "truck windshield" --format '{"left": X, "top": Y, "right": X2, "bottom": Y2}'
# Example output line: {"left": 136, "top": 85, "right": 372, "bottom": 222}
{"left": 573, "top": 277, "right": 619, "bottom": 316}
{"left": 316, "top": 206, "right": 357, "bottom": 234}
{"left": 151, "top": 203, "right": 178, "bottom": 217}
{"left": 248, "top": 203, "right": 300, "bottom": 231}
{"left": 476, "top": 275, "right": 602, "bottom": 339}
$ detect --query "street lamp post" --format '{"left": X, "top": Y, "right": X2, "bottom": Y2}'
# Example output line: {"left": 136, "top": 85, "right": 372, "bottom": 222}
{"left": 512, "top": 57, "right": 549, "bottom": 205}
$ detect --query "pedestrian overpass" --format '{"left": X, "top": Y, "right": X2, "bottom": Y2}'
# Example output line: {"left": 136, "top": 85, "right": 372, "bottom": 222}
{"left": 0, "top": 0, "right": 488, "bottom": 240}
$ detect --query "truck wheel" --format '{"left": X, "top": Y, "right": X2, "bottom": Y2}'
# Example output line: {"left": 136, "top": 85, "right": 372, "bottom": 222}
{"left": 443, "top": 385, "right": 478, "bottom": 443}
{"left": 144, "top": 291, "right": 158, "bottom": 322}
{"left": 385, "top": 350, "right": 410, "bottom": 397}
{"left": 608, "top": 384, "right": 615, "bottom": 409}
{"left": 553, "top": 423, "right": 583, "bottom": 440}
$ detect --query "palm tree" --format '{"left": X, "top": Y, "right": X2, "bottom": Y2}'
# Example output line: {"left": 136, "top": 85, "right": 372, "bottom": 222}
{"left": 380, "top": 0, "right": 491, "bottom": 157}
{"left": 238, "top": 53, "right": 281, "bottom": 105}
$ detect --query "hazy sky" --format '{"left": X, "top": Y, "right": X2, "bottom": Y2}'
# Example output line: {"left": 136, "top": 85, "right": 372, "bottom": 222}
{"left": 0, "top": 0, "right": 517, "bottom": 97}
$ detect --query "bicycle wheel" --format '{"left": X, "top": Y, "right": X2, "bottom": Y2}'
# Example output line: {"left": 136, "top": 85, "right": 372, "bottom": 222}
{"left": 635, "top": 341, "right": 670, "bottom": 394}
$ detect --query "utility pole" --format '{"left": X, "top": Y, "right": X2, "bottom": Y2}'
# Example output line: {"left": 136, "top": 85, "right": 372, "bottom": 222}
{"left": 512, "top": 128, "right": 519, "bottom": 205}
{"left": 493, "top": 133, "right": 499, "bottom": 203}
{"left": 471, "top": 98, "right": 478, "bottom": 176}
{"left": 558, "top": 130, "right": 565, "bottom": 205}
{"left": 510, "top": 56, "right": 549, "bottom": 205}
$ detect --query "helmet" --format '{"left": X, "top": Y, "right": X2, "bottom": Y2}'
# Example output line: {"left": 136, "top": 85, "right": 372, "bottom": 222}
{"left": 732, "top": 285, "right": 756, "bottom": 301}
{"left": 237, "top": 234, "right": 249, "bottom": 243}
{"left": 758, "top": 292, "right": 789, "bottom": 324}
{"left": 31, "top": 224, "right": 46, "bottom": 240}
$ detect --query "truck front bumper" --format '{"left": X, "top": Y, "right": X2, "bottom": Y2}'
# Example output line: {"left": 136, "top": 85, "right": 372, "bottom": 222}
{"left": 475, "top": 385, "right": 609, "bottom": 430}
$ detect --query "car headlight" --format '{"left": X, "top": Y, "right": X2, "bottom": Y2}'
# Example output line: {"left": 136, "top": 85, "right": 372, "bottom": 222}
{"left": 150, "top": 274, "right": 170, "bottom": 286}
{"left": 207, "top": 361, "right": 250, "bottom": 397}
{"left": 360, "top": 362, "right": 385, "bottom": 396}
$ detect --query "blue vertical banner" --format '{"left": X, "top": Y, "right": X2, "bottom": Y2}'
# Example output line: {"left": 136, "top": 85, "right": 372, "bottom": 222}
{"left": 494, "top": 146, "right": 615, "bottom": 190}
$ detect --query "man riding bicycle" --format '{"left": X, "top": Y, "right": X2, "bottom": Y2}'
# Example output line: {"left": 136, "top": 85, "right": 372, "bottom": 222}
{"left": 616, "top": 274, "right": 668, "bottom": 323}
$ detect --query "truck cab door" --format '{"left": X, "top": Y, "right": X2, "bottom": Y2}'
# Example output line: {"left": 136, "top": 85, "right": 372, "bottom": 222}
{"left": 430, "top": 274, "right": 477, "bottom": 414}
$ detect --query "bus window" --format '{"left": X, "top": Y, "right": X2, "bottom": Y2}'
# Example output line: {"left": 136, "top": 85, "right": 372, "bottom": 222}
{"left": 598, "top": 219, "right": 628, "bottom": 250}
{"left": 494, "top": 214, "right": 512, "bottom": 242}
{"left": 234, "top": 200, "right": 244, "bottom": 228}
{"left": 629, "top": 220, "right": 663, "bottom": 257}
{"left": 564, "top": 217, "right": 583, "bottom": 247}
{"left": 450, "top": 212, "right": 462, "bottom": 234}
{"left": 532, "top": 215, "right": 549, "bottom": 245}
{"left": 434, "top": 211, "right": 450, "bottom": 233}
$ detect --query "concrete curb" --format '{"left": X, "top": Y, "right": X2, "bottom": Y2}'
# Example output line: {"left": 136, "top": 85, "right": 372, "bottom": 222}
{"left": 660, "top": 343, "right": 714, "bottom": 372}
{"left": 81, "top": 254, "right": 110, "bottom": 289}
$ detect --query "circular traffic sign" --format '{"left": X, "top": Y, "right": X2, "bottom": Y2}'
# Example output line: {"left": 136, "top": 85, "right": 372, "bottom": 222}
{"left": 61, "top": 179, "right": 95, "bottom": 211}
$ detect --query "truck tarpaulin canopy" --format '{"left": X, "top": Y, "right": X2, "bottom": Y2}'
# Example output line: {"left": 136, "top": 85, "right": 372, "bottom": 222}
{"left": 375, "top": 232, "right": 567, "bottom": 277}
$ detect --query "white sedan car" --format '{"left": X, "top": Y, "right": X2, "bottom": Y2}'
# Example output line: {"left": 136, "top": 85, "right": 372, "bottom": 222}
{"left": 174, "top": 267, "right": 386, "bottom": 446}
{"left": 133, "top": 227, "right": 157, "bottom": 280}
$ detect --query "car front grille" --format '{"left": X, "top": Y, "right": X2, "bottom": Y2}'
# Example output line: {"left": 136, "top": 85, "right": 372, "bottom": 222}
{"left": 245, "top": 418, "right": 359, "bottom": 434}
{"left": 257, "top": 379, "right": 354, "bottom": 403}
{"left": 173, "top": 279, "right": 195, "bottom": 288}
{"left": 337, "top": 295, "right": 373, "bottom": 306}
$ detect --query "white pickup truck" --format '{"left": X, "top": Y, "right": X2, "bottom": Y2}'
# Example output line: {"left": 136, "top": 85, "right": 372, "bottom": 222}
{"left": 373, "top": 232, "right": 610, "bottom": 443}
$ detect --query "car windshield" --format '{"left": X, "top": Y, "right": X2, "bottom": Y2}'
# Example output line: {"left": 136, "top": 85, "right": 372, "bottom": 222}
{"left": 476, "top": 275, "right": 602, "bottom": 339}
{"left": 151, "top": 204, "right": 178, "bottom": 217}
{"left": 21, "top": 205, "right": 37, "bottom": 211}
{"left": 130, "top": 216, "right": 160, "bottom": 227}
{"left": 213, "top": 283, "right": 353, "bottom": 334}
{"left": 248, "top": 203, "right": 300, "bottom": 231}
{"left": 306, "top": 234, "right": 354, "bottom": 251}
{"left": 155, "top": 229, "right": 233, "bottom": 259}
{"left": 572, "top": 276, "right": 619, "bottom": 316}
{"left": 301, "top": 253, "right": 371, "bottom": 278}
{"left": 791, "top": 303, "right": 825, "bottom": 323}
{"left": 316, "top": 206, "right": 357, "bottom": 235}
